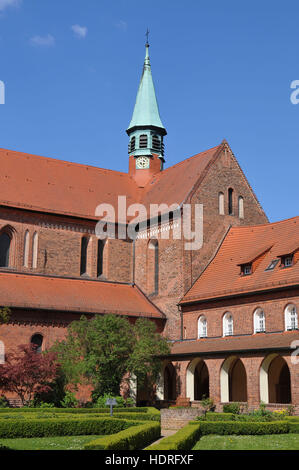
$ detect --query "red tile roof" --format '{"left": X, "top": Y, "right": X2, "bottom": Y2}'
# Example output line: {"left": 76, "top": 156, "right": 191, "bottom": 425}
{"left": 0, "top": 144, "right": 222, "bottom": 221}
{"left": 0, "top": 272, "right": 164, "bottom": 319}
{"left": 169, "top": 330, "right": 299, "bottom": 356}
{"left": 182, "top": 217, "right": 299, "bottom": 304}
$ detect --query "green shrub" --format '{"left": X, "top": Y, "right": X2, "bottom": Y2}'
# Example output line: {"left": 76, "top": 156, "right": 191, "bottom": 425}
{"left": 106, "top": 412, "right": 160, "bottom": 422}
{"left": 204, "top": 412, "right": 235, "bottom": 421}
{"left": 85, "top": 422, "right": 160, "bottom": 450}
{"left": 0, "top": 416, "right": 140, "bottom": 438}
{"left": 222, "top": 403, "right": 241, "bottom": 414}
{"left": 93, "top": 395, "right": 134, "bottom": 408}
{"left": 146, "top": 423, "right": 201, "bottom": 451}
{"left": 0, "top": 396, "right": 9, "bottom": 408}
{"left": 60, "top": 391, "right": 79, "bottom": 408}
{"left": 194, "top": 420, "right": 289, "bottom": 436}
{"left": 0, "top": 406, "right": 151, "bottom": 414}
{"left": 288, "top": 422, "right": 299, "bottom": 434}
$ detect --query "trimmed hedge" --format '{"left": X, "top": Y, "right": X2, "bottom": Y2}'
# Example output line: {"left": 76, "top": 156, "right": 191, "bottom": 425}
{"left": 189, "top": 420, "right": 290, "bottom": 436}
{"left": 0, "top": 407, "right": 156, "bottom": 414}
{"left": 0, "top": 416, "right": 141, "bottom": 438}
{"left": 145, "top": 423, "right": 200, "bottom": 451}
{"left": 0, "top": 411, "right": 160, "bottom": 422}
{"left": 147, "top": 420, "right": 294, "bottom": 451}
{"left": 204, "top": 412, "right": 235, "bottom": 421}
{"left": 102, "top": 412, "right": 160, "bottom": 422}
{"left": 85, "top": 422, "right": 160, "bottom": 450}
{"left": 288, "top": 422, "right": 299, "bottom": 434}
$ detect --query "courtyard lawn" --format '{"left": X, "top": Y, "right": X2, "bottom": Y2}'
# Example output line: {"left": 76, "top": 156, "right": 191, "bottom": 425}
{"left": 192, "top": 434, "right": 299, "bottom": 451}
{"left": 0, "top": 435, "right": 101, "bottom": 450}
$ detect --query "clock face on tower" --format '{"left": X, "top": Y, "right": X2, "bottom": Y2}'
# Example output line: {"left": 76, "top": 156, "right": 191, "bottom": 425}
{"left": 135, "top": 156, "right": 150, "bottom": 169}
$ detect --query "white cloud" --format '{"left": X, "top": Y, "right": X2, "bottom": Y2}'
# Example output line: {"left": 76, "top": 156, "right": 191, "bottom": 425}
{"left": 71, "top": 24, "right": 88, "bottom": 39}
{"left": 0, "top": 0, "right": 21, "bottom": 12}
{"left": 30, "top": 34, "right": 55, "bottom": 47}
{"left": 115, "top": 20, "right": 127, "bottom": 32}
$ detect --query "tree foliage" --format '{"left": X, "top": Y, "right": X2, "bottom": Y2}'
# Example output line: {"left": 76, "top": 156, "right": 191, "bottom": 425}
{"left": 54, "top": 315, "right": 170, "bottom": 398}
{"left": 0, "top": 307, "right": 10, "bottom": 325}
{"left": 0, "top": 344, "right": 59, "bottom": 405}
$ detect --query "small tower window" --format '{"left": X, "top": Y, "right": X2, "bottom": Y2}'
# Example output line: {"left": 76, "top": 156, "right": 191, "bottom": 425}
{"left": 24, "top": 230, "right": 30, "bottom": 267}
{"left": 152, "top": 135, "right": 161, "bottom": 151}
{"left": 129, "top": 136, "right": 136, "bottom": 153}
{"left": 32, "top": 232, "right": 38, "bottom": 269}
{"left": 139, "top": 134, "right": 148, "bottom": 148}
{"left": 228, "top": 188, "right": 234, "bottom": 215}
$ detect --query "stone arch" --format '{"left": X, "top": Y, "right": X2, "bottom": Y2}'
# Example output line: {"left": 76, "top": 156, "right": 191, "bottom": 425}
{"left": 220, "top": 356, "right": 247, "bottom": 402}
{"left": 260, "top": 354, "right": 291, "bottom": 404}
{"left": 163, "top": 362, "right": 177, "bottom": 401}
{"left": 186, "top": 358, "right": 210, "bottom": 401}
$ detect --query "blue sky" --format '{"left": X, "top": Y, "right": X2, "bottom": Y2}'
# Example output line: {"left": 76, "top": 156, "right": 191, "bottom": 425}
{"left": 0, "top": 0, "right": 298, "bottom": 223}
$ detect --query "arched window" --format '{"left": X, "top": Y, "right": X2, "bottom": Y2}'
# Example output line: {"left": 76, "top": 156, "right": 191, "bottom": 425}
{"left": 32, "top": 232, "right": 38, "bottom": 269}
{"left": 23, "top": 230, "right": 30, "bottom": 267}
{"left": 152, "top": 135, "right": 161, "bottom": 151}
{"left": 219, "top": 192, "right": 224, "bottom": 215}
{"left": 238, "top": 196, "right": 244, "bottom": 219}
{"left": 0, "top": 341, "right": 4, "bottom": 364}
{"left": 97, "top": 239, "right": 105, "bottom": 277}
{"left": 139, "top": 134, "right": 148, "bottom": 149}
{"left": 228, "top": 188, "right": 234, "bottom": 215}
{"left": 0, "top": 232, "right": 11, "bottom": 267}
{"left": 148, "top": 239, "right": 159, "bottom": 295}
{"left": 285, "top": 304, "right": 298, "bottom": 331}
{"left": 254, "top": 308, "right": 265, "bottom": 333}
{"left": 31, "top": 334, "right": 43, "bottom": 354}
{"left": 223, "top": 312, "right": 233, "bottom": 337}
{"left": 80, "top": 237, "right": 89, "bottom": 275}
{"left": 198, "top": 316, "right": 207, "bottom": 338}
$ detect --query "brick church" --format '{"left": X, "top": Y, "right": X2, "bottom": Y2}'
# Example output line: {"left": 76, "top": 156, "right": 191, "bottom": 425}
{"left": 0, "top": 41, "right": 298, "bottom": 411}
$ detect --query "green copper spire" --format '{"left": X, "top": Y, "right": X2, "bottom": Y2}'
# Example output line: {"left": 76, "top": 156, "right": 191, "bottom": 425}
{"left": 127, "top": 43, "right": 166, "bottom": 134}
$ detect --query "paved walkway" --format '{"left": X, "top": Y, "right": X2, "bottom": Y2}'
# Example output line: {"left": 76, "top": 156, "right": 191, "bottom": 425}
{"left": 148, "top": 429, "right": 177, "bottom": 447}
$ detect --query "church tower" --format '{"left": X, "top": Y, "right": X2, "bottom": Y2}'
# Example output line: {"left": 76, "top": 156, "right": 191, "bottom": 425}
{"left": 127, "top": 39, "right": 167, "bottom": 186}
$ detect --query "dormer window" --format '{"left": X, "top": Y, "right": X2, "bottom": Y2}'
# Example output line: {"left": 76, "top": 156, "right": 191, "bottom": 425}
{"left": 281, "top": 254, "right": 293, "bottom": 268}
{"left": 139, "top": 134, "right": 148, "bottom": 148}
{"left": 265, "top": 259, "right": 279, "bottom": 271}
{"left": 241, "top": 263, "right": 252, "bottom": 276}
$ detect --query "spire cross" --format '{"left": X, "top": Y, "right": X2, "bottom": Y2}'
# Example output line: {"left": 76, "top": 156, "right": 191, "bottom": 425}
{"left": 145, "top": 28, "right": 150, "bottom": 45}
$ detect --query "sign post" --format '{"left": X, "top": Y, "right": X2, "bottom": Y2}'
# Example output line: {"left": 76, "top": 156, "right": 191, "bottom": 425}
{"left": 105, "top": 398, "right": 117, "bottom": 417}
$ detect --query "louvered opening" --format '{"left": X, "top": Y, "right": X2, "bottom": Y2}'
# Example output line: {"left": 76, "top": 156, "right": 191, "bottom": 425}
{"left": 139, "top": 134, "right": 148, "bottom": 148}
{"left": 152, "top": 135, "right": 161, "bottom": 151}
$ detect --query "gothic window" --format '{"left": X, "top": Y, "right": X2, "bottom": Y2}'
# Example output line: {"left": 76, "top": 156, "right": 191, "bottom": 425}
{"left": 228, "top": 188, "right": 234, "bottom": 215}
{"left": 219, "top": 192, "right": 224, "bottom": 215}
{"left": 31, "top": 334, "right": 43, "bottom": 353}
{"left": 32, "top": 232, "right": 38, "bottom": 269}
{"left": 285, "top": 304, "right": 298, "bottom": 331}
{"left": 97, "top": 239, "right": 104, "bottom": 277}
{"left": 254, "top": 308, "right": 266, "bottom": 333}
{"left": 0, "top": 232, "right": 11, "bottom": 267}
{"left": 139, "top": 134, "right": 148, "bottom": 149}
{"left": 223, "top": 312, "right": 233, "bottom": 337}
{"left": 198, "top": 316, "right": 207, "bottom": 338}
{"left": 23, "top": 230, "right": 30, "bottom": 267}
{"left": 238, "top": 196, "right": 244, "bottom": 219}
{"left": 80, "top": 236, "right": 89, "bottom": 275}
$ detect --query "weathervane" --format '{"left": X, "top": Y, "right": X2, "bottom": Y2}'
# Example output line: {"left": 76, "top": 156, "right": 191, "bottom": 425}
{"left": 145, "top": 28, "right": 150, "bottom": 45}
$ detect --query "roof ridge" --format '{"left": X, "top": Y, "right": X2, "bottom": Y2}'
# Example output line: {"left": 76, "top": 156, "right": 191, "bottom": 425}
{"left": 229, "top": 215, "right": 299, "bottom": 233}
{"left": 0, "top": 147, "right": 130, "bottom": 177}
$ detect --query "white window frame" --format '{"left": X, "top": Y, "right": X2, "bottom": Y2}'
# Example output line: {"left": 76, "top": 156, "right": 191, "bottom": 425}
{"left": 223, "top": 313, "right": 233, "bottom": 337}
{"left": 254, "top": 308, "right": 265, "bottom": 333}
{"left": 285, "top": 304, "right": 298, "bottom": 331}
{"left": 198, "top": 315, "right": 207, "bottom": 338}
